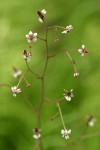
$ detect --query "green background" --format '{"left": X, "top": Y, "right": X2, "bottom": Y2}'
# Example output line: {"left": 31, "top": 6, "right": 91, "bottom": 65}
{"left": 0, "top": 0, "right": 100, "bottom": 149}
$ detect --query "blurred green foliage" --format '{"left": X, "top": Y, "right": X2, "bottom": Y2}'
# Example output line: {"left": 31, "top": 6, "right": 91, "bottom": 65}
{"left": 0, "top": 0, "right": 100, "bottom": 149}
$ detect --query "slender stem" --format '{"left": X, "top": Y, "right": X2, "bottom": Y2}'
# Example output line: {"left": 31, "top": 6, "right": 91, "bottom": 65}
{"left": 25, "top": 61, "right": 41, "bottom": 79}
{"left": 48, "top": 25, "right": 65, "bottom": 30}
{"left": 22, "top": 76, "right": 30, "bottom": 86}
{"left": 70, "top": 131, "right": 100, "bottom": 149}
{"left": 57, "top": 102, "right": 66, "bottom": 130}
{"left": 37, "top": 36, "right": 46, "bottom": 42}
{"left": 50, "top": 112, "right": 59, "bottom": 121}
{"left": 0, "top": 84, "right": 11, "bottom": 87}
{"left": 79, "top": 131, "right": 100, "bottom": 140}
{"left": 22, "top": 92, "right": 37, "bottom": 114}
{"left": 45, "top": 97, "right": 64, "bottom": 104}
{"left": 48, "top": 50, "right": 67, "bottom": 58}
{"left": 33, "top": 140, "right": 40, "bottom": 150}
{"left": 42, "top": 21, "right": 49, "bottom": 77}
{"left": 66, "top": 50, "right": 77, "bottom": 72}
{"left": 36, "top": 20, "right": 49, "bottom": 150}
{"left": 17, "top": 69, "right": 29, "bottom": 88}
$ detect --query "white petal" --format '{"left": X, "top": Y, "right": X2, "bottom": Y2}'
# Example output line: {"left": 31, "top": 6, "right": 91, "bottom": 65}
{"left": 62, "top": 135, "right": 64, "bottom": 137}
{"left": 33, "top": 38, "right": 37, "bottom": 42}
{"left": 17, "top": 89, "right": 21, "bottom": 93}
{"left": 13, "top": 86, "right": 17, "bottom": 90}
{"left": 38, "top": 134, "right": 41, "bottom": 138}
{"left": 41, "top": 9, "right": 46, "bottom": 14}
{"left": 28, "top": 40, "right": 31, "bottom": 43}
{"left": 69, "top": 25, "right": 73, "bottom": 29}
{"left": 67, "top": 129, "right": 71, "bottom": 134}
{"left": 61, "top": 129, "right": 65, "bottom": 135}
{"left": 88, "top": 121, "right": 94, "bottom": 127}
{"left": 33, "top": 134, "right": 38, "bottom": 139}
{"left": 81, "top": 53, "right": 84, "bottom": 56}
{"left": 26, "top": 34, "right": 29, "bottom": 38}
{"left": 82, "top": 44, "right": 85, "bottom": 49}
{"left": 62, "top": 30, "right": 67, "bottom": 34}
{"left": 78, "top": 49, "right": 82, "bottom": 53}
{"left": 33, "top": 33, "right": 37, "bottom": 36}
{"left": 29, "top": 31, "right": 33, "bottom": 35}
{"left": 65, "top": 96, "right": 71, "bottom": 101}
{"left": 65, "top": 135, "right": 69, "bottom": 140}
{"left": 39, "top": 18, "right": 43, "bottom": 23}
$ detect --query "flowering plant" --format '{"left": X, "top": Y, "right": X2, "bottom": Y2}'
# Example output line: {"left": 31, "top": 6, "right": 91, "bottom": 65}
{"left": 0, "top": 8, "right": 97, "bottom": 150}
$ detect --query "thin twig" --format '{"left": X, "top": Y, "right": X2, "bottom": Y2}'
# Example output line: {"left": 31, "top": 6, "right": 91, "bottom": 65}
{"left": 44, "top": 97, "right": 64, "bottom": 104}
{"left": 66, "top": 50, "right": 77, "bottom": 72}
{"left": 25, "top": 61, "right": 41, "bottom": 79}
{"left": 48, "top": 25, "right": 65, "bottom": 30}
{"left": 0, "top": 84, "right": 11, "bottom": 87}
{"left": 48, "top": 50, "right": 66, "bottom": 58}
{"left": 17, "top": 69, "right": 29, "bottom": 88}
{"left": 57, "top": 102, "right": 66, "bottom": 130}
{"left": 37, "top": 36, "right": 46, "bottom": 42}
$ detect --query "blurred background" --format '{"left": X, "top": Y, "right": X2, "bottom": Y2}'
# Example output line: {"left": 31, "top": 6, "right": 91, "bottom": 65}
{"left": 0, "top": 0, "right": 100, "bottom": 149}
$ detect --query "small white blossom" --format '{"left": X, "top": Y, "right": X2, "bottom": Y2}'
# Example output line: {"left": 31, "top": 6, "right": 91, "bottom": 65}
{"left": 74, "top": 71, "right": 79, "bottom": 77}
{"left": 87, "top": 116, "right": 96, "bottom": 127}
{"left": 78, "top": 45, "right": 88, "bottom": 56}
{"left": 63, "top": 89, "right": 74, "bottom": 101}
{"left": 62, "top": 25, "right": 73, "bottom": 34}
{"left": 26, "top": 31, "right": 37, "bottom": 43}
{"left": 12, "top": 67, "right": 22, "bottom": 78}
{"left": 37, "top": 9, "right": 47, "bottom": 23}
{"left": 61, "top": 129, "right": 71, "bottom": 140}
{"left": 11, "top": 86, "right": 21, "bottom": 97}
{"left": 23, "top": 50, "right": 32, "bottom": 62}
{"left": 33, "top": 128, "right": 41, "bottom": 139}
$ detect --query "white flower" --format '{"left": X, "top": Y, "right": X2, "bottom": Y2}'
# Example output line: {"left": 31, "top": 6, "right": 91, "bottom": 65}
{"left": 61, "top": 129, "right": 71, "bottom": 140}
{"left": 11, "top": 86, "right": 21, "bottom": 97}
{"left": 74, "top": 71, "right": 79, "bottom": 77}
{"left": 87, "top": 116, "right": 96, "bottom": 127}
{"left": 23, "top": 50, "right": 32, "bottom": 62}
{"left": 63, "top": 89, "right": 74, "bottom": 101}
{"left": 78, "top": 45, "right": 88, "bottom": 56}
{"left": 62, "top": 25, "right": 73, "bottom": 34}
{"left": 33, "top": 128, "right": 41, "bottom": 139}
{"left": 12, "top": 67, "right": 22, "bottom": 78}
{"left": 37, "top": 9, "right": 47, "bottom": 23}
{"left": 26, "top": 31, "right": 37, "bottom": 43}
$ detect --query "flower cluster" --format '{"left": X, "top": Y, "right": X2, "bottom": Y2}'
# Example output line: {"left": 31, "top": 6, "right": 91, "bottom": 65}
{"left": 62, "top": 25, "right": 73, "bottom": 34}
{"left": 23, "top": 50, "right": 32, "bottom": 62}
{"left": 87, "top": 116, "right": 96, "bottom": 127}
{"left": 61, "top": 129, "right": 71, "bottom": 140}
{"left": 37, "top": 9, "right": 46, "bottom": 23}
{"left": 78, "top": 45, "right": 88, "bottom": 56}
{"left": 74, "top": 71, "right": 79, "bottom": 77}
{"left": 11, "top": 86, "right": 21, "bottom": 97}
{"left": 12, "top": 67, "right": 22, "bottom": 78}
{"left": 33, "top": 128, "right": 41, "bottom": 139}
{"left": 26, "top": 31, "right": 37, "bottom": 43}
{"left": 63, "top": 89, "right": 74, "bottom": 101}
{"left": 8, "top": 8, "right": 91, "bottom": 144}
